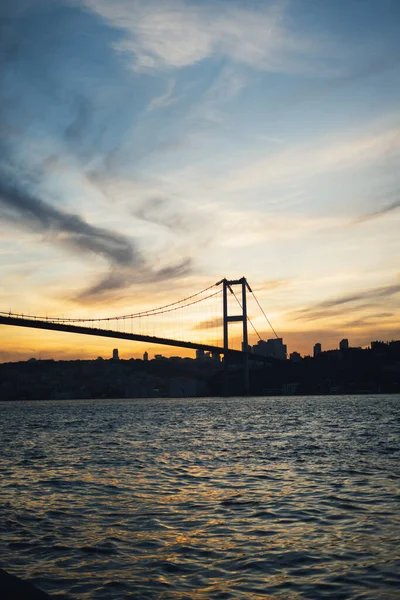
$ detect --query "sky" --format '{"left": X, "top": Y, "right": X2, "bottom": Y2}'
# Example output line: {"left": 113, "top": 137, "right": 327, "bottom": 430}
{"left": 0, "top": 0, "right": 399, "bottom": 361}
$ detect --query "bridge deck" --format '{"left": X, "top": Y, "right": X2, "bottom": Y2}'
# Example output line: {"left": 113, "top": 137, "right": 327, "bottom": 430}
{"left": 0, "top": 315, "right": 228, "bottom": 353}
{"left": 0, "top": 315, "right": 272, "bottom": 362}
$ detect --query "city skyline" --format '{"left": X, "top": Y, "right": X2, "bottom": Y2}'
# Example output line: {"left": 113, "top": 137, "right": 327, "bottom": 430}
{"left": 1, "top": 0, "right": 399, "bottom": 361}
{"left": 3, "top": 327, "right": 395, "bottom": 364}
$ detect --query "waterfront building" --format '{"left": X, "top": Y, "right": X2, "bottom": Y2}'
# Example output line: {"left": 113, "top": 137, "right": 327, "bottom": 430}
{"left": 313, "top": 343, "right": 322, "bottom": 358}
{"left": 290, "top": 351, "right": 302, "bottom": 362}
{"left": 253, "top": 338, "right": 287, "bottom": 360}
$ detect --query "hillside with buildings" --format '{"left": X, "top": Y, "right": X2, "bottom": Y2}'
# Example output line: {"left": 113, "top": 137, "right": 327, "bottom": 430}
{"left": 0, "top": 339, "right": 399, "bottom": 400}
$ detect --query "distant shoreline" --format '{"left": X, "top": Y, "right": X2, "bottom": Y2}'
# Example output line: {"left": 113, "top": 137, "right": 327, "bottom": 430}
{"left": 1, "top": 343, "right": 399, "bottom": 400}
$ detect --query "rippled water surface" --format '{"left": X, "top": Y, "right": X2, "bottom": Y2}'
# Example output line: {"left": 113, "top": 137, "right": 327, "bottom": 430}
{"left": 1, "top": 395, "right": 399, "bottom": 599}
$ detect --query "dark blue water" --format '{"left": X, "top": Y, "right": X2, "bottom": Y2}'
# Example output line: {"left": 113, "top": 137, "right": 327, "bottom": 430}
{"left": 1, "top": 395, "right": 399, "bottom": 599}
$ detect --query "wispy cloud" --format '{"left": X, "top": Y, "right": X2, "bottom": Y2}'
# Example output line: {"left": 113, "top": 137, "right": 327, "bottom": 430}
{"left": 0, "top": 177, "right": 139, "bottom": 266}
{"left": 313, "top": 283, "right": 400, "bottom": 310}
{"left": 293, "top": 282, "right": 400, "bottom": 322}
{"left": 258, "top": 279, "right": 290, "bottom": 292}
{"left": 341, "top": 313, "right": 395, "bottom": 330}
{"left": 220, "top": 121, "right": 400, "bottom": 194}
{"left": 355, "top": 199, "right": 400, "bottom": 223}
{"left": 64, "top": 95, "right": 93, "bottom": 145}
{"left": 82, "top": 0, "right": 337, "bottom": 75}
{"left": 147, "top": 79, "right": 180, "bottom": 111}
{"left": 216, "top": 209, "right": 347, "bottom": 246}
{"left": 193, "top": 317, "right": 223, "bottom": 331}
{"left": 0, "top": 156, "right": 194, "bottom": 299}
{"left": 78, "top": 257, "right": 193, "bottom": 300}
{"left": 189, "top": 65, "right": 247, "bottom": 124}
{"left": 132, "top": 197, "right": 195, "bottom": 232}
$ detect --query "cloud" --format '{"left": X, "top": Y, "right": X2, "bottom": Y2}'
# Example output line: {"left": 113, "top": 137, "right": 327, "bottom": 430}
{"left": 0, "top": 177, "right": 140, "bottom": 266}
{"left": 341, "top": 313, "right": 395, "bottom": 330}
{"left": 193, "top": 317, "right": 223, "bottom": 331}
{"left": 216, "top": 208, "right": 347, "bottom": 247}
{"left": 294, "top": 282, "right": 400, "bottom": 322}
{"left": 259, "top": 279, "right": 290, "bottom": 292}
{"left": 132, "top": 197, "right": 195, "bottom": 231}
{"left": 355, "top": 199, "right": 400, "bottom": 223}
{"left": 0, "top": 79, "right": 195, "bottom": 300}
{"left": 147, "top": 79, "right": 179, "bottom": 111}
{"left": 189, "top": 65, "right": 247, "bottom": 124}
{"left": 82, "top": 0, "right": 335, "bottom": 75}
{"left": 78, "top": 256, "right": 193, "bottom": 300}
{"left": 220, "top": 123, "right": 400, "bottom": 194}
{"left": 151, "top": 257, "right": 192, "bottom": 281}
{"left": 75, "top": 270, "right": 133, "bottom": 300}
{"left": 64, "top": 95, "right": 93, "bottom": 146}
{"left": 0, "top": 173, "right": 197, "bottom": 299}
{"left": 0, "top": 71, "right": 142, "bottom": 299}
{"left": 316, "top": 283, "right": 400, "bottom": 309}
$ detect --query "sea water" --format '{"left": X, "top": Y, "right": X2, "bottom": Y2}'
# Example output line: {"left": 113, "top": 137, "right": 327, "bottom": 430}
{"left": 1, "top": 395, "right": 399, "bottom": 599}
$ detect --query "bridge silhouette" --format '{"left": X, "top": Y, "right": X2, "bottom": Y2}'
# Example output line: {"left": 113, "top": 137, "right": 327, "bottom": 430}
{"left": 0, "top": 277, "right": 278, "bottom": 391}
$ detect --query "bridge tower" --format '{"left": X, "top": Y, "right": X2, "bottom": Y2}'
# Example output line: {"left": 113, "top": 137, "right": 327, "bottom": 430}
{"left": 222, "top": 277, "right": 252, "bottom": 395}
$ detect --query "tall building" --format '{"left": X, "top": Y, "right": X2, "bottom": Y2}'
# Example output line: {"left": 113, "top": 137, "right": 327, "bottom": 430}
{"left": 143, "top": 351, "right": 149, "bottom": 361}
{"left": 253, "top": 338, "right": 287, "bottom": 360}
{"left": 112, "top": 348, "right": 119, "bottom": 360}
{"left": 313, "top": 343, "right": 322, "bottom": 358}
{"left": 339, "top": 339, "right": 349, "bottom": 351}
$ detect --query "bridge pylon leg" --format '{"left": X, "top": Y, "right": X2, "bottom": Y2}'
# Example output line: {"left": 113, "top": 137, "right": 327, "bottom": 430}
{"left": 222, "top": 277, "right": 251, "bottom": 396}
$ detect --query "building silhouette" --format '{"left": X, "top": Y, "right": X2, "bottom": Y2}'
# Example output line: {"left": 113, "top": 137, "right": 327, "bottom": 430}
{"left": 313, "top": 343, "right": 322, "bottom": 358}
{"left": 339, "top": 339, "right": 349, "bottom": 351}
{"left": 112, "top": 348, "right": 119, "bottom": 360}
{"left": 253, "top": 338, "right": 287, "bottom": 360}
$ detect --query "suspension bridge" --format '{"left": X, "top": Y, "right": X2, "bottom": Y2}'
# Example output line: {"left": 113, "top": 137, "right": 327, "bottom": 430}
{"left": 0, "top": 277, "right": 278, "bottom": 392}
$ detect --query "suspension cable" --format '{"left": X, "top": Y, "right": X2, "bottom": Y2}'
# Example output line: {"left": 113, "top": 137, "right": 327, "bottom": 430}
{"left": 112, "top": 281, "right": 221, "bottom": 320}
{"left": 230, "top": 289, "right": 262, "bottom": 341}
{"left": 113, "top": 289, "right": 222, "bottom": 319}
{"left": 0, "top": 281, "right": 222, "bottom": 324}
{"left": 0, "top": 288, "right": 223, "bottom": 324}
{"left": 250, "top": 289, "right": 279, "bottom": 338}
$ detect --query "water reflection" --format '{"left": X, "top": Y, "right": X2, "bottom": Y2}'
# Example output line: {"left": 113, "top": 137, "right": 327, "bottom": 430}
{"left": 0, "top": 395, "right": 399, "bottom": 599}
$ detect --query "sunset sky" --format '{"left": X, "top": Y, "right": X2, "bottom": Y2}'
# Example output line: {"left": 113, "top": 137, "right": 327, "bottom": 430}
{"left": 0, "top": 0, "right": 399, "bottom": 361}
